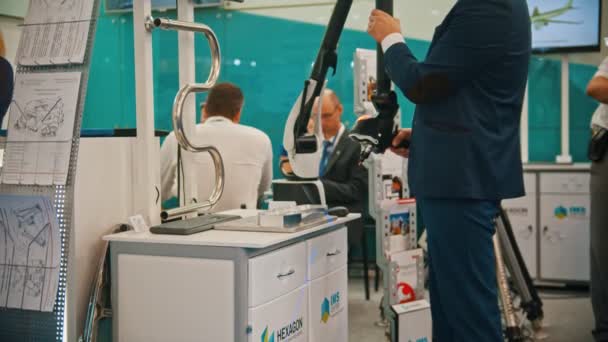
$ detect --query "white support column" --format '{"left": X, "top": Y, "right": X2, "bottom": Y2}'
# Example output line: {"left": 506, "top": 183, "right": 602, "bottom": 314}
{"left": 133, "top": 0, "right": 161, "bottom": 226}
{"left": 177, "top": 0, "right": 199, "bottom": 209}
{"left": 556, "top": 54, "right": 573, "bottom": 164}
{"left": 520, "top": 82, "right": 529, "bottom": 164}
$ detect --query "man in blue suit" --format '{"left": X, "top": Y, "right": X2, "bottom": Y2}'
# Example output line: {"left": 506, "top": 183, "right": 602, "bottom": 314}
{"left": 368, "top": 1, "right": 531, "bottom": 341}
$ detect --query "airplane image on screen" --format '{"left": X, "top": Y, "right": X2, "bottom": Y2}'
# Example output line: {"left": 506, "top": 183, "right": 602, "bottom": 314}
{"left": 530, "top": 0, "right": 582, "bottom": 30}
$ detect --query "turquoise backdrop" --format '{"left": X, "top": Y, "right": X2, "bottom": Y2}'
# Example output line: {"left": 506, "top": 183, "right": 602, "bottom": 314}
{"left": 84, "top": 5, "right": 599, "bottom": 179}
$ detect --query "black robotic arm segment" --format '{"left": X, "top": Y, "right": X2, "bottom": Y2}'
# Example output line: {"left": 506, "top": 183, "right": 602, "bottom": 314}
{"left": 349, "top": 0, "right": 406, "bottom": 162}
{"left": 293, "top": 0, "right": 354, "bottom": 148}
{"left": 375, "top": 0, "right": 394, "bottom": 97}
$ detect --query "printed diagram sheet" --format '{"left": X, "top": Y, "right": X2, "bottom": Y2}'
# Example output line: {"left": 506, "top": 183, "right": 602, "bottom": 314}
{"left": 0, "top": 195, "right": 61, "bottom": 312}
{"left": 17, "top": 0, "right": 95, "bottom": 66}
{"left": 2, "top": 72, "right": 81, "bottom": 185}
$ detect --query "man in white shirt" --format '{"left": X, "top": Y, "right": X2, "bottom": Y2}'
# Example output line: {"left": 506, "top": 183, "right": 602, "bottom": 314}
{"left": 587, "top": 55, "right": 608, "bottom": 342}
{"left": 160, "top": 82, "right": 273, "bottom": 212}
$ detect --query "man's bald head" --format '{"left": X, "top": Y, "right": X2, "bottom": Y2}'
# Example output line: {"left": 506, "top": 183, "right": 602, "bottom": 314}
{"left": 314, "top": 89, "right": 344, "bottom": 139}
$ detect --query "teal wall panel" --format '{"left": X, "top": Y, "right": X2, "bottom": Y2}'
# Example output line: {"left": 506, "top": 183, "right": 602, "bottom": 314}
{"left": 84, "top": 6, "right": 600, "bottom": 180}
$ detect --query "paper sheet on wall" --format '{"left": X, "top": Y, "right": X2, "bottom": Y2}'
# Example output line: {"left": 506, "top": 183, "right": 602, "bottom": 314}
{"left": 0, "top": 195, "right": 61, "bottom": 312}
{"left": 17, "top": 0, "right": 95, "bottom": 66}
{"left": 1, "top": 72, "right": 81, "bottom": 185}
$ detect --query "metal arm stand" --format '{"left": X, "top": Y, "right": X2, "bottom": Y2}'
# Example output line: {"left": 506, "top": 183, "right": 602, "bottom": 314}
{"left": 144, "top": 15, "right": 226, "bottom": 221}
{"left": 495, "top": 207, "right": 544, "bottom": 341}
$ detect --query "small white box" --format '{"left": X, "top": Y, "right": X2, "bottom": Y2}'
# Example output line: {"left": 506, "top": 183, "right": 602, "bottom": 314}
{"left": 389, "top": 249, "right": 424, "bottom": 305}
{"left": 392, "top": 300, "right": 432, "bottom": 342}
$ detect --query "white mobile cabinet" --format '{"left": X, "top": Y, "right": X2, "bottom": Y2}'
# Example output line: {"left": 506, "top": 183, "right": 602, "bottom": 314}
{"left": 105, "top": 212, "right": 356, "bottom": 342}
{"left": 502, "top": 164, "right": 591, "bottom": 284}
{"left": 539, "top": 173, "right": 590, "bottom": 282}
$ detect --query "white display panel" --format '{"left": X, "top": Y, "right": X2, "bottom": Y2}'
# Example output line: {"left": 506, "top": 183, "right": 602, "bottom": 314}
{"left": 502, "top": 173, "right": 538, "bottom": 278}
{"left": 528, "top": 0, "right": 601, "bottom": 52}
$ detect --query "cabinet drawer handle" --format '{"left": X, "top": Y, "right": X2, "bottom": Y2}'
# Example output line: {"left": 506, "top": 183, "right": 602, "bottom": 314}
{"left": 277, "top": 269, "right": 295, "bottom": 279}
{"left": 327, "top": 250, "right": 342, "bottom": 257}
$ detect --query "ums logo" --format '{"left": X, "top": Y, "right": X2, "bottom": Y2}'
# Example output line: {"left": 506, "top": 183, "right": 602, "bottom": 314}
{"left": 554, "top": 206, "right": 568, "bottom": 220}
{"left": 321, "top": 291, "right": 342, "bottom": 324}
{"left": 554, "top": 206, "right": 587, "bottom": 220}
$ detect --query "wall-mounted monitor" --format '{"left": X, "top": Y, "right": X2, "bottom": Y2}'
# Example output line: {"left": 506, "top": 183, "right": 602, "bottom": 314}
{"left": 528, "top": 0, "right": 602, "bottom": 53}
{"left": 106, "top": 0, "right": 223, "bottom": 12}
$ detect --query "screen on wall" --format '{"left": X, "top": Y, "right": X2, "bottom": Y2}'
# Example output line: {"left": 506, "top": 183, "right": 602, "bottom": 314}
{"left": 528, "top": 0, "right": 602, "bottom": 53}
{"left": 106, "top": 0, "right": 222, "bottom": 12}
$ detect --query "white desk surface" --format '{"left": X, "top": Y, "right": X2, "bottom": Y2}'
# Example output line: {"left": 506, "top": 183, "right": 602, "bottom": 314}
{"left": 103, "top": 211, "right": 361, "bottom": 249}
{"left": 523, "top": 163, "right": 590, "bottom": 172}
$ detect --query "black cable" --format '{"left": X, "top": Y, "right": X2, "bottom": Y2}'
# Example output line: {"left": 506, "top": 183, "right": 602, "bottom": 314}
{"left": 181, "top": 149, "right": 186, "bottom": 203}
{"left": 177, "top": 146, "right": 183, "bottom": 205}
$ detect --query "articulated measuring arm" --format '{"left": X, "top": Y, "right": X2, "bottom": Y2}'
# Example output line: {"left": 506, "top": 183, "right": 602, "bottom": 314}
{"left": 284, "top": 0, "right": 405, "bottom": 179}
{"left": 282, "top": 0, "right": 353, "bottom": 179}
{"left": 292, "top": 0, "right": 353, "bottom": 154}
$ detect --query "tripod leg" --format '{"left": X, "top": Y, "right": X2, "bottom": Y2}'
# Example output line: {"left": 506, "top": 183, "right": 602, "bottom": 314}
{"left": 497, "top": 207, "right": 544, "bottom": 327}
{"left": 494, "top": 234, "right": 525, "bottom": 341}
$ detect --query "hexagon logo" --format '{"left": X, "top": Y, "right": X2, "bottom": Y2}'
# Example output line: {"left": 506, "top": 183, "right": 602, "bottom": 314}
{"left": 261, "top": 326, "right": 275, "bottom": 342}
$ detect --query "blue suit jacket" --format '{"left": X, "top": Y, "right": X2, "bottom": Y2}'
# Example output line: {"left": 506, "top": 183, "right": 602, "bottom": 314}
{"left": 384, "top": 0, "right": 531, "bottom": 200}
{"left": 0, "top": 57, "right": 13, "bottom": 125}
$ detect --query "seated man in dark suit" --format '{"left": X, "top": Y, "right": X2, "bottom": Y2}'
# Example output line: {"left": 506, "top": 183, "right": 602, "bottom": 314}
{"left": 314, "top": 89, "right": 368, "bottom": 214}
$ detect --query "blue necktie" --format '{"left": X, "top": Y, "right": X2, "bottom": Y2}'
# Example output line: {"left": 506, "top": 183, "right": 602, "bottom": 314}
{"left": 319, "top": 140, "right": 333, "bottom": 176}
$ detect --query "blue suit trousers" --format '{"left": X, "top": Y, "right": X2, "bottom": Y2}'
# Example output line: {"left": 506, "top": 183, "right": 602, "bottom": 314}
{"left": 418, "top": 198, "right": 502, "bottom": 342}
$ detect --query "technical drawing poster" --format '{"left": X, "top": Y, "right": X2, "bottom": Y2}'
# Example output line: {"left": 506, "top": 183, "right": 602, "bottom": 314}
{"left": 2, "top": 72, "right": 81, "bottom": 185}
{"left": 9, "top": 72, "right": 80, "bottom": 142}
{"left": 0, "top": 195, "right": 61, "bottom": 312}
{"left": 17, "top": 0, "right": 95, "bottom": 66}
{"left": 528, "top": 0, "right": 601, "bottom": 51}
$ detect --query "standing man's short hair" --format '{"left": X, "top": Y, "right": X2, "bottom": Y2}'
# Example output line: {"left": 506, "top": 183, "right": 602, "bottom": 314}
{"left": 205, "top": 82, "right": 244, "bottom": 120}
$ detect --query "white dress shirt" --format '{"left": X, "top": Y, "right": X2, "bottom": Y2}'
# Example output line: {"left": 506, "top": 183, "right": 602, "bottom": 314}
{"left": 381, "top": 33, "right": 406, "bottom": 53}
{"left": 591, "top": 57, "right": 608, "bottom": 130}
{"left": 160, "top": 116, "right": 273, "bottom": 212}
{"left": 323, "top": 124, "right": 345, "bottom": 156}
